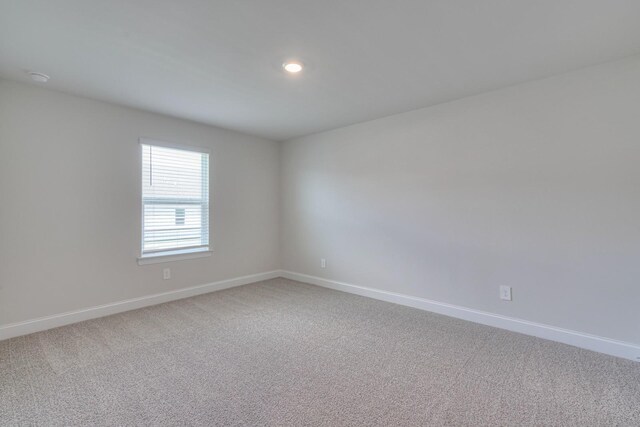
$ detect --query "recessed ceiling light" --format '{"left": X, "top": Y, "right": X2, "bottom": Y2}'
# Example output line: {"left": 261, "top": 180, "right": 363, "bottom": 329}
{"left": 28, "top": 72, "right": 50, "bottom": 83}
{"left": 283, "top": 62, "right": 303, "bottom": 73}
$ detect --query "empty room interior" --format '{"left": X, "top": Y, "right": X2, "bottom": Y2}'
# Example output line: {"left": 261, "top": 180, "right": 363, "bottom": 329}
{"left": 1, "top": 1, "right": 640, "bottom": 425}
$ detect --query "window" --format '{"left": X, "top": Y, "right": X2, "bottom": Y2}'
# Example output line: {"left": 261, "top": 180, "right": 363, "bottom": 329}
{"left": 140, "top": 140, "right": 209, "bottom": 260}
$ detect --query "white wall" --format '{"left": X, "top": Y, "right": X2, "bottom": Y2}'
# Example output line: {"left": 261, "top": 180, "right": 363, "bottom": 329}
{"left": 0, "top": 80, "right": 280, "bottom": 326}
{"left": 281, "top": 56, "right": 640, "bottom": 345}
{"left": 2, "top": 55, "right": 639, "bottom": 348}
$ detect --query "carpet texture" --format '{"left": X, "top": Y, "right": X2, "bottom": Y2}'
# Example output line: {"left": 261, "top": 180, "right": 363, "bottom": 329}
{"left": 1, "top": 278, "right": 639, "bottom": 426}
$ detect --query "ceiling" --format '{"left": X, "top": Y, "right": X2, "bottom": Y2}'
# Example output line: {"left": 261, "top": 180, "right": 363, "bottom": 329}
{"left": 2, "top": 1, "right": 640, "bottom": 141}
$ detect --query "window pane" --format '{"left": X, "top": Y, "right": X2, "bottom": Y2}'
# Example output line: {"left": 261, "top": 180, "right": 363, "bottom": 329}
{"left": 141, "top": 142, "right": 209, "bottom": 256}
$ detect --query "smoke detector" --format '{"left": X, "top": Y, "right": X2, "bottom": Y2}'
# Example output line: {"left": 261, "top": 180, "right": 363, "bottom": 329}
{"left": 28, "top": 72, "right": 50, "bottom": 83}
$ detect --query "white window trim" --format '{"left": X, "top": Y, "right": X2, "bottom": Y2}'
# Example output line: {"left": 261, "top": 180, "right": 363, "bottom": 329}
{"left": 138, "top": 137, "right": 212, "bottom": 265}
{"left": 139, "top": 137, "right": 211, "bottom": 154}
{"left": 137, "top": 248, "right": 212, "bottom": 265}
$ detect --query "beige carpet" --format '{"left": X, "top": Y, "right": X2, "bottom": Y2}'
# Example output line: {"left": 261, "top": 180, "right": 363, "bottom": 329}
{"left": 1, "top": 278, "right": 639, "bottom": 426}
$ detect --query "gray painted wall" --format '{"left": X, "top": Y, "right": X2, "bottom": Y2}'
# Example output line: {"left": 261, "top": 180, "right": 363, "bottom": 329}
{"left": 2, "top": 55, "right": 639, "bottom": 346}
{"left": 281, "top": 56, "right": 640, "bottom": 344}
{"left": 0, "top": 80, "right": 280, "bottom": 326}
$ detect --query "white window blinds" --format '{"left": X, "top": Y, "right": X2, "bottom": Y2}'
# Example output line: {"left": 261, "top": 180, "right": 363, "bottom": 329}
{"left": 141, "top": 141, "right": 209, "bottom": 257}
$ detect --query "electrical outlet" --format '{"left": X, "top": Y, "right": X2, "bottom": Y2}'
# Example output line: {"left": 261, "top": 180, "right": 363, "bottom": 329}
{"left": 320, "top": 258, "right": 326, "bottom": 268}
{"left": 163, "top": 268, "right": 171, "bottom": 280}
{"left": 500, "top": 285, "right": 512, "bottom": 301}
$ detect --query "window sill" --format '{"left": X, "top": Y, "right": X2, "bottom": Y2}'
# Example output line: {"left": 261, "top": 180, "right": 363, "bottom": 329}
{"left": 137, "top": 249, "right": 212, "bottom": 265}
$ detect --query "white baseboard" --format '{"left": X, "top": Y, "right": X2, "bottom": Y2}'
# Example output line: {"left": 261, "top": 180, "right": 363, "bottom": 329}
{"left": 4, "top": 269, "right": 639, "bottom": 362}
{"left": 281, "top": 270, "right": 640, "bottom": 362}
{"left": 0, "top": 270, "right": 281, "bottom": 341}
